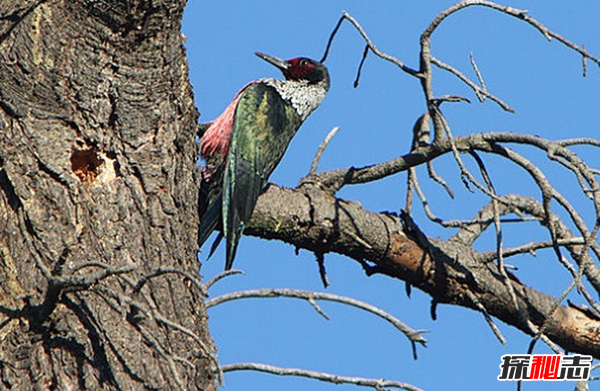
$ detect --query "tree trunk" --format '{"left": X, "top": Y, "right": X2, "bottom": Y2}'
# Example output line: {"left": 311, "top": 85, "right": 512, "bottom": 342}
{"left": 0, "top": 1, "right": 217, "bottom": 389}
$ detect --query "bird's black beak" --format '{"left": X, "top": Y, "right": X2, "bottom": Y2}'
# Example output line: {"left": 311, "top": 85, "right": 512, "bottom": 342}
{"left": 255, "top": 52, "right": 290, "bottom": 70}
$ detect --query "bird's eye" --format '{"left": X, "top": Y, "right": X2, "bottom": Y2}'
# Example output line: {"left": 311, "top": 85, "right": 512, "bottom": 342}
{"left": 299, "top": 59, "right": 310, "bottom": 67}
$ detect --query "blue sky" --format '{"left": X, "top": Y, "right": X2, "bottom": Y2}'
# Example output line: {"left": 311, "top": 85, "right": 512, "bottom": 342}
{"left": 183, "top": 2, "right": 600, "bottom": 390}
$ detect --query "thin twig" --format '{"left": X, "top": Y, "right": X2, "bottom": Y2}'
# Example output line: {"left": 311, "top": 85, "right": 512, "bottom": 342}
{"left": 205, "top": 269, "right": 244, "bottom": 291}
{"left": 133, "top": 267, "right": 206, "bottom": 296}
{"left": 222, "top": 363, "right": 426, "bottom": 391}
{"left": 412, "top": 171, "right": 459, "bottom": 227}
{"left": 583, "top": 44, "right": 588, "bottom": 77}
{"left": 93, "top": 286, "right": 223, "bottom": 384}
{"left": 422, "top": 1, "right": 600, "bottom": 69}
{"left": 354, "top": 45, "right": 369, "bottom": 88}
{"left": 557, "top": 138, "right": 600, "bottom": 148}
{"left": 469, "top": 151, "right": 537, "bottom": 334}
{"left": 406, "top": 114, "right": 432, "bottom": 213}
{"left": 206, "top": 288, "right": 427, "bottom": 346}
{"left": 308, "top": 297, "right": 330, "bottom": 320}
{"left": 309, "top": 127, "right": 340, "bottom": 175}
{"left": 482, "top": 138, "right": 600, "bottom": 293}
{"left": 480, "top": 238, "right": 586, "bottom": 262}
{"left": 470, "top": 51, "right": 487, "bottom": 101}
{"left": 311, "top": 133, "right": 600, "bottom": 191}
{"left": 528, "top": 276, "right": 580, "bottom": 355}
{"left": 427, "top": 161, "right": 454, "bottom": 198}
{"left": 328, "top": 11, "right": 421, "bottom": 77}
{"left": 431, "top": 56, "right": 514, "bottom": 112}
{"left": 136, "top": 323, "right": 187, "bottom": 390}
{"left": 465, "top": 290, "right": 506, "bottom": 344}
{"left": 320, "top": 14, "right": 345, "bottom": 63}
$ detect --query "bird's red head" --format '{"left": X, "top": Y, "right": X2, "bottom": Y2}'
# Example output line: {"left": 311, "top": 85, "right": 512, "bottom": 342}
{"left": 282, "top": 57, "right": 319, "bottom": 81}
{"left": 255, "top": 52, "right": 329, "bottom": 86}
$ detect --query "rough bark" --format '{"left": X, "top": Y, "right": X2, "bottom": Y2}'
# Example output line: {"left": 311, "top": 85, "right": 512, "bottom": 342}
{"left": 0, "top": 1, "right": 217, "bottom": 390}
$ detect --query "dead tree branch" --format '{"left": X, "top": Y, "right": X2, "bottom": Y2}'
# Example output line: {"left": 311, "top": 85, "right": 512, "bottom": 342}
{"left": 207, "top": 288, "right": 427, "bottom": 349}
{"left": 245, "top": 185, "right": 600, "bottom": 358}
{"left": 222, "top": 362, "right": 426, "bottom": 391}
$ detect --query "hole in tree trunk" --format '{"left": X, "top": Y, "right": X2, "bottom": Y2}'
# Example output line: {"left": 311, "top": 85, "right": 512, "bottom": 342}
{"left": 71, "top": 148, "right": 104, "bottom": 183}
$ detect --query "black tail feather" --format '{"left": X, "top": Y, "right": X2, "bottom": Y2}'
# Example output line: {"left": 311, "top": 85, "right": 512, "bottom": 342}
{"left": 198, "top": 196, "right": 221, "bottom": 249}
{"left": 207, "top": 232, "right": 223, "bottom": 260}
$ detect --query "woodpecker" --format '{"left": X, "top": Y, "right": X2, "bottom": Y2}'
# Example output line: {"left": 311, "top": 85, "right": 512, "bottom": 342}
{"left": 198, "top": 52, "right": 330, "bottom": 270}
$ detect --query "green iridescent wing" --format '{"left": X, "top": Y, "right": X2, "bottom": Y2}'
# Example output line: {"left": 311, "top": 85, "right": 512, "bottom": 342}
{"left": 222, "top": 82, "right": 301, "bottom": 270}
